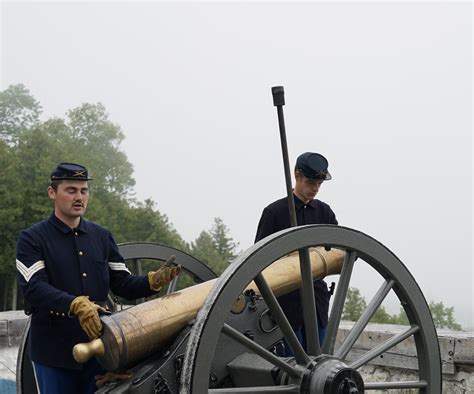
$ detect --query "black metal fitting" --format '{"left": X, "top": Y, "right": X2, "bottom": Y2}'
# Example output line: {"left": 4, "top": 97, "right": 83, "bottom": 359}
{"left": 272, "top": 86, "right": 285, "bottom": 106}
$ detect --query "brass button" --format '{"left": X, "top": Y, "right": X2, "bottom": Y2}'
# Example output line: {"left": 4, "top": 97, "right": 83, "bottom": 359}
{"left": 75, "top": 232, "right": 78, "bottom": 236}
{"left": 56, "top": 312, "right": 59, "bottom": 316}
{"left": 82, "top": 272, "right": 87, "bottom": 278}
{"left": 79, "top": 251, "right": 83, "bottom": 256}
{"left": 61, "top": 313, "right": 65, "bottom": 317}
{"left": 50, "top": 310, "right": 54, "bottom": 314}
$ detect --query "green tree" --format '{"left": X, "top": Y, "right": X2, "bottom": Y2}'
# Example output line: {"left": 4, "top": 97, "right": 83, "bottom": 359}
{"left": 210, "top": 217, "right": 239, "bottom": 262}
{"left": 191, "top": 231, "right": 227, "bottom": 275}
{"left": 341, "top": 287, "right": 462, "bottom": 330}
{"left": 190, "top": 218, "right": 239, "bottom": 276}
{"left": 0, "top": 142, "right": 22, "bottom": 272}
{"left": 66, "top": 103, "right": 135, "bottom": 198}
{"left": 429, "top": 301, "right": 462, "bottom": 330}
{"left": 0, "top": 84, "right": 41, "bottom": 145}
{"left": 370, "top": 305, "right": 396, "bottom": 324}
{"left": 0, "top": 141, "right": 23, "bottom": 309}
{"left": 342, "top": 287, "right": 367, "bottom": 321}
{"left": 392, "top": 307, "right": 409, "bottom": 325}
{"left": 112, "top": 199, "right": 185, "bottom": 248}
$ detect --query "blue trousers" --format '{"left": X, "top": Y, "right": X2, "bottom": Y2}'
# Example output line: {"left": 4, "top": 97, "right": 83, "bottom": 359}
{"left": 278, "top": 320, "right": 327, "bottom": 357}
{"left": 33, "top": 359, "right": 105, "bottom": 394}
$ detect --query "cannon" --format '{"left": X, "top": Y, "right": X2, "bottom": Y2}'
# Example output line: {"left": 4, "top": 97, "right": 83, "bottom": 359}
{"left": 16, "top": 226, "right": 442, "bottom": 393}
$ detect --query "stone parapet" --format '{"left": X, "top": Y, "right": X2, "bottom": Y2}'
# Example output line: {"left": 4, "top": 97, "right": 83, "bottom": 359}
{"left": 336, "top": 321, "right": 474, "bottom": 393}
{"left": 0, "top": 310, "right": 28, "bottom": 348}
{"left": 0, "top": 312, "right": 473, "bottom": 393}
{"left": 0, "top": 311, "right": 28, "bottom": 389}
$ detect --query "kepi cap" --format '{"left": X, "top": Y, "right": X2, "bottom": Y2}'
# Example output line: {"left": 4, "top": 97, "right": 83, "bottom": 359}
{"left": 295, "top": 152, "right": 332, "bottom": 181}
{"left": 50, "top": 163, "right": 92, "bottom": 181}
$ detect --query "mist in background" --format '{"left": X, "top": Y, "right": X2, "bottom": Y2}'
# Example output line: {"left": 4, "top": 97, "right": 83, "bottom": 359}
{"left": 1, "top": 2, "right": 472, "bottom": 328}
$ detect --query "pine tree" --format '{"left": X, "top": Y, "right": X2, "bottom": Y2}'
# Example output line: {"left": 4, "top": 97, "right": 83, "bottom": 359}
{"left": 210, "top": 217, "right": 239, "bottom": 263}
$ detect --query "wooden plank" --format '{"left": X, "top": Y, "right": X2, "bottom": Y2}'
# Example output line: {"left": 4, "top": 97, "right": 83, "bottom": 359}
{"left": 454, "top": 337, "right": 474, "bottom": 365}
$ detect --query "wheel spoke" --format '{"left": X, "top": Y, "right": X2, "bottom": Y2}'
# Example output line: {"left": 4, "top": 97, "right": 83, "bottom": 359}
{"left": 336, "top": 279, "right": 395, "bottom": 360}
{"left": 133, "top": 258, "right": 146, "bottom": 304}
{"left": 166, "top": 274, "right": 180, "bottom": 294}
{"left": 298, "top": 248, "right": 321, "bottom": 356}
{"left": 349, "top": 325, "right": 419, "bottom": 369}
{"left": 322, "top": 250, "right": 357, "bottom": 355}
{"left": 365, "top": 380, "right": 427, "bottom": 390}
{"left": 254, "top": 273, "right": 310, "bottom": 366}
{"left": 222, "top": 323, "right": 303, "bottom": 379}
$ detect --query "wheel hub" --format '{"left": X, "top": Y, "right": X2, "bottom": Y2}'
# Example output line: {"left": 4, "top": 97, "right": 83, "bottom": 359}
{"left": 303, "top": 356, "right": 364, "bottom": 394}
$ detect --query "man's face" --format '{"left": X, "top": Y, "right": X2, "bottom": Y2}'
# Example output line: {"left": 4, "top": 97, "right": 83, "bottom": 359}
{"left": 294, "top": 173, "right": 323, "bottom": 202}
{"left": 48, "top": 180, "right": 89, "bottom": 221}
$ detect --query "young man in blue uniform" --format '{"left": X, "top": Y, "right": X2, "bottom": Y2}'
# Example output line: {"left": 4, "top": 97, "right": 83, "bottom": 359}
{"left": 255, "top": 152, "right": 337, "bottom": 355}
{"left": 16, "top": 163, "right": 180, "bottom": 393}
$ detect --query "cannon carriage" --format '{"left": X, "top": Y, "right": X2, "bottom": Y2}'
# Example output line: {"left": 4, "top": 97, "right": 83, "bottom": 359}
{"left": 17, "top": 225, "right": 442, "bottom": 393}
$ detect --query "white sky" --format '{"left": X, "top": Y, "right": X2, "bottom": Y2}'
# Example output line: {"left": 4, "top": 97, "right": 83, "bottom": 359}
{"left": 1, "top": 1, "right": 472, "bottom": 329}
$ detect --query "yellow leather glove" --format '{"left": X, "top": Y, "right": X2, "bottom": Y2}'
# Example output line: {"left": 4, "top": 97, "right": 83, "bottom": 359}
{"left": 148, "top": 255, "right": 181, "bottom": 292}
{"left": 95, "top": 371, "right": 132, "bottom": 388}
{"left": 69, "top": 296, "right": 106, "bottom": 339}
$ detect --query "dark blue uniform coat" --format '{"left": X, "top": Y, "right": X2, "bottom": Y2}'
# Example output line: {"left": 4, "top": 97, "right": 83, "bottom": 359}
{"left": 255, "top": 194, "right": 338, "bottom": 329}
{"left": 16, "top": 213, "right": 155, "bottom": 370}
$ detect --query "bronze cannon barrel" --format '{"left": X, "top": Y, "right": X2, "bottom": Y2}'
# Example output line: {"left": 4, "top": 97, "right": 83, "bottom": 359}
{"left": 73, "top": 247, "right": 345, "bottom": 371}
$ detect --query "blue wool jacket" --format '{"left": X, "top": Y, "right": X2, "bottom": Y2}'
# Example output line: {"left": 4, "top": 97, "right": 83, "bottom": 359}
{"left": 255, "top": 194, "right": 338, "bottom": 328}
{"left": 16, "top": 213, "right": 154, "bottom": 370}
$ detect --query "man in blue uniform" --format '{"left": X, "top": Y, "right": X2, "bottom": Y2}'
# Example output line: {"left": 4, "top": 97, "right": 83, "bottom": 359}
{"left": 16, "top": 163, "right": 180, "bottom": 393}
{"left": 255, "top": 152, "right": 337, "bottom": 355}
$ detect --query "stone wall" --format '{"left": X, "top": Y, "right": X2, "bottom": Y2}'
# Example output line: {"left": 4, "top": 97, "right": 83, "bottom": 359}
{"left": 336, "top": 321, "right": 474, "bottom": 393}
{"left": 0, "top": 312, "right": 473, "bottom": 393}
{"left": 0, "top": 310, "right": 28, "bottom": 393}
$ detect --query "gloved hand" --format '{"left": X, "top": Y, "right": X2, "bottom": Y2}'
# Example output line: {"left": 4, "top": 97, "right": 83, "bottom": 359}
{"left": 69, "top": 296, "right": 107, "bottom": 339}
{"left": 148, "top": 255, "right": 181, "bottom": 292}
{"left": 95, "top": 371, "right": 132, "bottom": 387}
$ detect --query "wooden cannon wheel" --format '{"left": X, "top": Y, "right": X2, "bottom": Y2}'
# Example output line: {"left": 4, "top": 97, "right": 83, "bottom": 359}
{"left": 181, "top": 225, "right": 442, "bottom": 393}
{"left": 15, "top": 242, "right": 217, "bottom": 394}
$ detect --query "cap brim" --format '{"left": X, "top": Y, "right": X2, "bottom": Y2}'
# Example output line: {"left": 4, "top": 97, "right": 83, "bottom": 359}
{"left": 301, "top": 170, "right": 332, "bottom": 181}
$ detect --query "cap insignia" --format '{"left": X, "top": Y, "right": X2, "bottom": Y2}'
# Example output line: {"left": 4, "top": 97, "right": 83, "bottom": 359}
{"left": 73, "top": 170, "right": 86, "bottom": 177}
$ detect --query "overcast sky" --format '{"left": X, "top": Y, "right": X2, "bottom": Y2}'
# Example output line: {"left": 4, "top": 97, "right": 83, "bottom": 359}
{"left": 2, "top": 1, "right": 472, "bottom": 329}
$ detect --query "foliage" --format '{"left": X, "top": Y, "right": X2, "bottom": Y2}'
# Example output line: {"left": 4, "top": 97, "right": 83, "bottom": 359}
{"left": 190, "top": 218, "right": 239, "bottom": 275}
{"left": 342, "top": 287, "right": 367, "bottom": 321}
{"left": 0, "top": 141, "right": 22, "bottom": 276}
{"left": 394, "top": 307, "right": 409, "bottom": 325}
{"left": 429, "top": 301, "right": 462, "bottom": 330}
{"left": 0, "top": 84, "right": 41, "bottom": 145}
{"left": 370, "top": 305, "right": 395, "bottom": 324}
{"left": 210, "top": 218, "right": 239, "bottom": 262}
{"left": 191, "top": 231, "right": 227, "bottom": 275}
{"left": 66, "top": 103, "right": 135, "bottom": 197}
{"left": 341, "top": 287, "right": 461, "bottom": 330}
